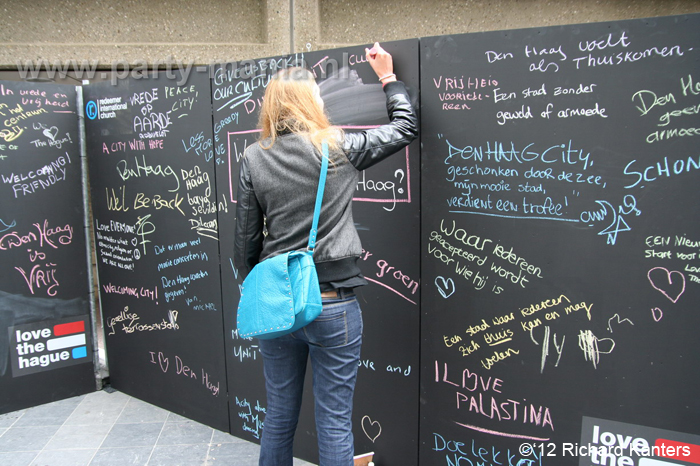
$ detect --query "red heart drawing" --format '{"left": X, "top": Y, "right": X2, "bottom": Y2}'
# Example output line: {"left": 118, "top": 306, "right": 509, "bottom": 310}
{"left": 647, "top": 268, "right": 685, "bottom": 303}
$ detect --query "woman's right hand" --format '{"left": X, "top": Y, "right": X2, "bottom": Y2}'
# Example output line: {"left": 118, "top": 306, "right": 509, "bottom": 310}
{"left": 365, "top": 42, "right": 397, "bottom": 85}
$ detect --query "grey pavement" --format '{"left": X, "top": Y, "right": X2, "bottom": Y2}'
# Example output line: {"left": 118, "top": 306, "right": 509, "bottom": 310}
{"left": 0, "top": 389, "right": 315, "bottom": 466}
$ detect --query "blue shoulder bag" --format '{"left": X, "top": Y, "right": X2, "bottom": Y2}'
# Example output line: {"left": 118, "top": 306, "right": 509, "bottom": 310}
{"left": 236, "top": 141, "right": 329, "bottom": 339}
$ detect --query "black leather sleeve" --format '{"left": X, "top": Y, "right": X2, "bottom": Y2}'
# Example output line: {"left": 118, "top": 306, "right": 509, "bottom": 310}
{"left": 342, "top": 81, "right": 419, "bottom": 171}
{"left": 233, "top": 155, "right": 264, "bottom": 278}
{"left": 234, "top": 81, "right": 418, "bottom": 277}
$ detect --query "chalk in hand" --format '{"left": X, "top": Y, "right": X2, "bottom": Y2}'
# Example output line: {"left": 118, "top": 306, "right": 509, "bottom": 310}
{"left": 366, "top": 42, "right": 380, "bottom": 59}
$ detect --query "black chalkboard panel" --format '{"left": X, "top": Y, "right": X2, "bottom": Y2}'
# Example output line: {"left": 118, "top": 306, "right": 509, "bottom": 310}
{"left": 83, "top": 70, "right": 229, "bottom": 431}
{"left": 0, "top": 81, "right": 94, "bottom": 413}
{"left": 419, "top": 14, "right": 700, "bottom": 466}
{"left": 213, "top": 39, "right": 421, "bottom": 464}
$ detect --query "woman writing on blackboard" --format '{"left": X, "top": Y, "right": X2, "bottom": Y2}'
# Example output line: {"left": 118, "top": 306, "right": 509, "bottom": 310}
{"left": 235, "top": 43, "right": 418, "bottom": 466}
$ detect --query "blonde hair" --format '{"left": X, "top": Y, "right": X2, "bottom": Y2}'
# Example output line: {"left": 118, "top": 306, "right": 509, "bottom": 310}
{"left": 258, "top": 67, "right": 343, "bottom": 155}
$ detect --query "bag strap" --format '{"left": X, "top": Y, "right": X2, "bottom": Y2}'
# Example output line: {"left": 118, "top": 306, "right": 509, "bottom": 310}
{"left": 307, "top": 141, "right": 329, "bottom": 252}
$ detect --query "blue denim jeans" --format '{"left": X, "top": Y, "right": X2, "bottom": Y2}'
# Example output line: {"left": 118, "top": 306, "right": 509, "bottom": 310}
{"left": 258, "top": 292, "right": 363, "bottom": 466}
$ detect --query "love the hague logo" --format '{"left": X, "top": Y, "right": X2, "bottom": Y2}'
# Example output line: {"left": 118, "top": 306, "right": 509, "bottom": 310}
{"left": 9, "top": 316, "right": 91, "bottom": 377}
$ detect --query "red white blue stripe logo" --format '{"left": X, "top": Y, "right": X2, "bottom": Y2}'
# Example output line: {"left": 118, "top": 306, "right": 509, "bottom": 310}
{"left": 9, "top": 316, "right": 91, "bottom": 377}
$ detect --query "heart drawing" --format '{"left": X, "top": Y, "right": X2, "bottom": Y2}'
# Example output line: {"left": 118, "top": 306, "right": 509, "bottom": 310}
{"left": 647, "top": 267, "right": 686, "bottom": 303}
{"left": 361, "top": 415, "right": 382, "bottom": 443}
{"left": 435, "top": 276, "right": 455, "bottom": 299}
{"left": 43, "top": 126, "right": 59, "bottom": 141}
{"left": 158, "top": 352, "right": 169, "bottom": 373}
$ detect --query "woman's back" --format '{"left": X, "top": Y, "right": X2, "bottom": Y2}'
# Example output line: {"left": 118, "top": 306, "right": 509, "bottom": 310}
{"left": 234, "top": 43, "right": 418, "bottom": 466}
{"left": 241, "top": 133, "right": 361, "bottom": 268}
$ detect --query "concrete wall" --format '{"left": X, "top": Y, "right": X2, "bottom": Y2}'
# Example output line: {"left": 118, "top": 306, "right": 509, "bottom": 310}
{"left": 1, "top": 0, "right": 699, "bottom": 72}
{"left": 308, "top": 0, "right": 700, "bottom": 50}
